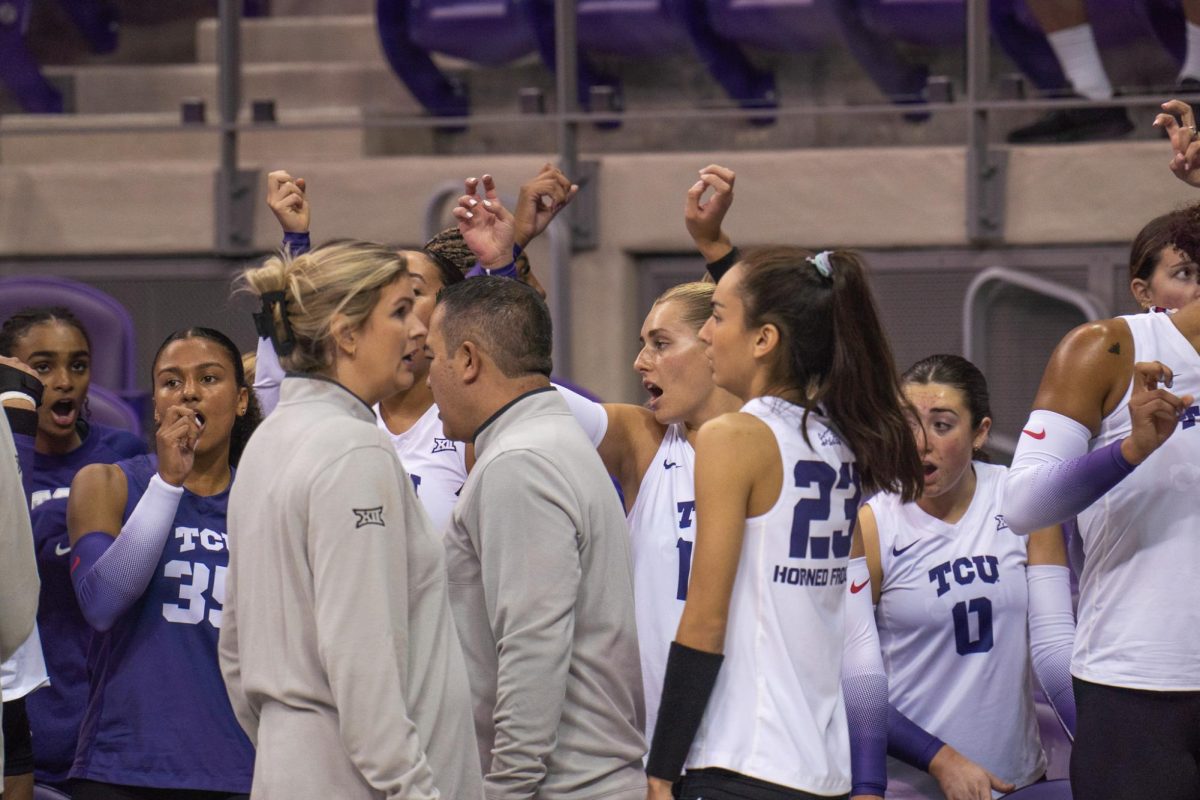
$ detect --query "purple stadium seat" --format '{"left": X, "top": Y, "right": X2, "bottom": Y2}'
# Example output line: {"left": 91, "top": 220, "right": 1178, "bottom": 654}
{"left": 86, "top": 383, "right": 143, "bottom": 437}
{"left": 1005, "top": 779, "right": 1073, "bottom": 799}
{"left": 704, "top": 0, "right": 836, "bottom": 53}
{"left": 408, "top": 0, "right": 537, "bottom": 65}
{"left": 857, "top": 0, "right": 965, "bottom": 48}
{"left": 0, "top": 0, "right": 64, "bottom": 113}
{"left": 0, "top": 275, "right": 144, "bottom": 419}
{"left": 576, "top": 0, "right": 691, "bottom": 56}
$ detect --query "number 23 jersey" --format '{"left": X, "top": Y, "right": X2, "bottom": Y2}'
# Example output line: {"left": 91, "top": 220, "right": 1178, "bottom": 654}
{"left": 867, "top": 462, "right": 1043, "bottom": 799}
{"left": 72, "top": 454, "right": 254, "bottom": 792}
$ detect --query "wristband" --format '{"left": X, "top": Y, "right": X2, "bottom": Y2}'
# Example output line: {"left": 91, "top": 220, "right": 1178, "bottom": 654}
{"left": 645, "top": 642, "right": 724, "bottom": 781}
{"left": 282, "top": 231, "right": 311, "bottom": 257}
{"left": 0, "top": 365, "right": 43, "bottom": 408}
{"left": 466, "top": 243, "right": 524, "bottom": 279}
{"left": 706, "top": 246, "right": 740, "bottom": 282}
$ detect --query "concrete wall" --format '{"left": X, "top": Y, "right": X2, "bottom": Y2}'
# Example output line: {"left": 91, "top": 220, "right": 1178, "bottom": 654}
{"left": 0, "top": 141, "right": 1193, "bottom": 404}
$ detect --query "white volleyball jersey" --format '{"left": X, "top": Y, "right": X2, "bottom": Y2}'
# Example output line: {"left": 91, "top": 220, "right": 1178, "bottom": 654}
{"left": 374, "top": 403, "right": 467, "bottom": 535}
{"left": 686, "top": 398, "right": 855, "bottom": 795}
{"left": 626, "top": 422, "right": 695, "bottom": 748}
{"left": 1074, "top": 311, "right": 1200, "bottom": 690}
{"left": 868, "top": 462, "right": 1044, "bottom": 799}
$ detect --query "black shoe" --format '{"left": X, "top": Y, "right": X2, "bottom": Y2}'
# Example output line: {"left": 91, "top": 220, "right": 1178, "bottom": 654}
{"left": 1006, "top": 103, "right": 1135, "bottom": 144}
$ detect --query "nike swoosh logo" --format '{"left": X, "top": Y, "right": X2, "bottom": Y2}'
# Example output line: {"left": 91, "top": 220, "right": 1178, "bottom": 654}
{"left": 664, "top": 460, "right": 680, "bottom": 470}
{"left": 55, "top": 543, "right": 70, "bottom": 557}
{"left": 892, "top": 540, "right": 919, "bottom": 557}
{"left": 850, "top": 579, "right": 870, "bottom": 594}
{"left": 1022, "top": 428, "right": 1047, "bottom": 440}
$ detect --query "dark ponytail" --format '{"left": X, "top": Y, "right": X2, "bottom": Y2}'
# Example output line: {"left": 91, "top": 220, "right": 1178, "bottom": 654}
{"left": 152, "top": 328, "right": 262, "bottom": 468}
{"left": 739, "top": 247, "right": 923, "bottom": 502}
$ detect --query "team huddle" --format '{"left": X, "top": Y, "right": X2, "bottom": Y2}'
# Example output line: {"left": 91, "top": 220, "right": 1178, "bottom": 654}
{"left": 0, "top": 98, "right": 1198, "bottom": 800}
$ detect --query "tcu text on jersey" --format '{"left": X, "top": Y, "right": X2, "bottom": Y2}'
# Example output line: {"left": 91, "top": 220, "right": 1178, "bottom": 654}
{"left": 162, "top": 525, "right": 228, "bottom": 629}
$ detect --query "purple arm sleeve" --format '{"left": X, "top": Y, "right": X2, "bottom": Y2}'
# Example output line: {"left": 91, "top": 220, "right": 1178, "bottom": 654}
{"left": 70, "top": 475, "right": 181, "bottom": 632}
{"left": 844, "top": 673, "right": 889, "bottom": 796}
{"left": 1006, "top": 433, "right": 1134, "bottom": 535}
{"left": 887, "top": 704, "right": 945, "bottom": 771}
{"left": 70, "top": 532, "right": 128, "bottom": 632}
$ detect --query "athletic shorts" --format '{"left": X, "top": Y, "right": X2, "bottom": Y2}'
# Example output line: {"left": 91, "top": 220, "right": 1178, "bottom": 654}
{"left": 676, "top": 769, "right": 848, "bottom": 800}
{"left": 2, "top": 697, "right": 33, "bottom": 776}
{"left": 1072, "top": 676, "right": 1200, "bottom": 800}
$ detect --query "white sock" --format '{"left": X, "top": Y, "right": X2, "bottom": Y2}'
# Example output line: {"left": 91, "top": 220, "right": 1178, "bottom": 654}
{"left": 1047, "top": 24, "right": 1113, "bottom": 100}
{"left": 1179, "top": 20, "right": 1200, "bottom": 82}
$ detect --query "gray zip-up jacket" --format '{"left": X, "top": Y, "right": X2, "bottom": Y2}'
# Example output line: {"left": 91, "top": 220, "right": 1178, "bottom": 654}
{"left": 445, "top": 387, "right": 646, "bottom": 800}
{"left": 220, "top": 375, "right": 483, "bottom": 800}
{"left": 0, "top": 409, "right": 40, "bottom": 777}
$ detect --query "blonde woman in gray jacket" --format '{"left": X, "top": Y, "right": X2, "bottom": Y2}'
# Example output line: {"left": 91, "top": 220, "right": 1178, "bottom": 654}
{"left": 220, "top": 241, "right": 483, "bottom": 800}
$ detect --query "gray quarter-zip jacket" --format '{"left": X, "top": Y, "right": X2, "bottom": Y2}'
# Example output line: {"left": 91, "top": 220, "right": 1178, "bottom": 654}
{"left": 0, "top": 409, "right": 40, "bottom": 777}
{"left": 445, "top": 387, "right": 646, "bottom": 800}
{"left": 220, "top": 375, "right": 482, "bottom": 800}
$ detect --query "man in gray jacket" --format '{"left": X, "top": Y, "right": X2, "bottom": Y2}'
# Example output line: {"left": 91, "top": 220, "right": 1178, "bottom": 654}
{"left": 427, "top": 278, "right": 646, "bottom": 800}
{"left": 0, "top": 362, "right": 45, "bottom": 777}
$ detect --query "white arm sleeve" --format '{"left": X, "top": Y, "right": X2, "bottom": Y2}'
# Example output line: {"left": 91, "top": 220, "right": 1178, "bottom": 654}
{"left": 1003, "top": 409, "right": 1131, "bottom": 535}
{"left": 253, "top": 336, "right": 285, "bottom": 417}
{"left": 1027, "top": 564, "right": 1076, "bottom": 738}
{"left": 552, "top": 383, "right": 609, "bottom": 448}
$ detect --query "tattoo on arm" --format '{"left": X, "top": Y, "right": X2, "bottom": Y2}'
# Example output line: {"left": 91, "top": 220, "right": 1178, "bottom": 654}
{"left": 1108, "top": 342, "right": 1121, "bottom": 355}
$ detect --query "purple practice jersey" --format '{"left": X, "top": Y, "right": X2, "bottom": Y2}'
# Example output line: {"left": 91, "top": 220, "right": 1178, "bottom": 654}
{"left": 71, "top": 454, "right": 254, "bottom": 792}
{"left": 18, "top": 422, "right": 145, "bottom": 784}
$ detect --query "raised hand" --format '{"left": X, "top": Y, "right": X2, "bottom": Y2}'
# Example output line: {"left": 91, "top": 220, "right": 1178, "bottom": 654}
{"left": 1120, "top": 360, "right": 1195, "bottom": 465}
{"left": 156, "top": 405, "right": 202, "bottom": 487}
{"left": 266, "top": 170, "right": 310, "bottom": 233}
{"left": 513, "top": 163, "right": 579, "bottom": 248}
{"left": 1154, "top": 100, "right": 1200, "bottom": 187}
{"left": 454, "top": 174, "right": 517, "bottom": 270}
{"left": 928, "top": 745, "right": 1015, "bottom": 800}
{"left": 685, "top": 164, "right": 736, "bottom": 263}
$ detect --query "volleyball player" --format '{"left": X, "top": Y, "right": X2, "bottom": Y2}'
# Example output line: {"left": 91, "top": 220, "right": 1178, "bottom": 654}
{"left": 645, "top": 247, "right": 923, "bottom": 800}
{"left": 0, "top": 309, "right": 147, "bottom": 792}
{"left": 856, "top": 355, "right": 1075, "bottom": 800}
{"left": 1002, "top": 101, "right": 1200, "bottom": 799}
{"left": 453, "top": 168, "right": 890, "bottom": 798}
{"left": 66, "top": 327, "right": 259, "bottom": 799}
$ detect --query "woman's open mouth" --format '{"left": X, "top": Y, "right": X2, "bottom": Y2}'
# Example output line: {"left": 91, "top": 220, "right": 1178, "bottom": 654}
{"left": 49, "top": 399, "right": 77, "bottom": 428}
{"left": 643, "top": 380, "right": 664, "bottom": 408}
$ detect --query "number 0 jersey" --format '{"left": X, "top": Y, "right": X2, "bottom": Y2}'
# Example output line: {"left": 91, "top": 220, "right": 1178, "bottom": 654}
{"left": 867, "top": 462, "right": 1044, "bottom": 799}
{"left": 686, "top": 398, "right": 858, "bottom": 796}
{"left": 72, "top": 455, "right": 253, "bottom": 792}
{"left": 626, "top": 422, "right": 695, "bottom": 748}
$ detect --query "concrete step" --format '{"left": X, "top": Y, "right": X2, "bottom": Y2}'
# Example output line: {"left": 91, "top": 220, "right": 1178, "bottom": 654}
{"left": 196, "top": 15, "right": 382, "bottom": 65}
{"left": 43, "top": 61, "right": 419, "bottom": 115}
{"left": 0, "top": 108, "right": 367, "bottom": 164}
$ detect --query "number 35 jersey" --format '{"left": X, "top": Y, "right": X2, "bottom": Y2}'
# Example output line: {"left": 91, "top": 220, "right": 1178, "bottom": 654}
{"left": 73, "top": 455, "right": 254, "bottom": 793}
{"left": 687, "top": 398, "right": 860, "bottom": 797}
{"left": 868, "top": 462, "right": 1043, "bottom": 799}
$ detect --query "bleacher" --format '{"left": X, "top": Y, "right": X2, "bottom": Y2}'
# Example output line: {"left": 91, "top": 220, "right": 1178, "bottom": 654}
{"left": 0, "top": 0, "right": 1196, "bottom": 433}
